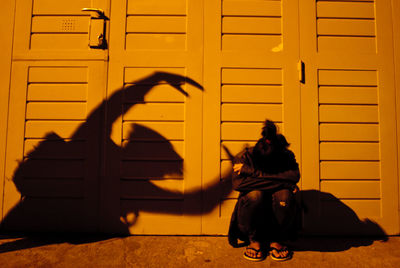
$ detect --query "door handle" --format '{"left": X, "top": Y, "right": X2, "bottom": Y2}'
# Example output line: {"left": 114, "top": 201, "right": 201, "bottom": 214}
{"left": 82, "top": 8, "right": 107, "bottom": 48}
{"left": 82, "top": 8, "right": 105, "bottom": 18}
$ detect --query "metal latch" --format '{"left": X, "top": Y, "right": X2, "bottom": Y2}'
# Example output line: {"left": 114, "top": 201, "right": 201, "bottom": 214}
{"left": 82, "top": 8, "right": 107, "bottom": 49}
{"left": 298, "top": 60, "right": 305, "bottom": 84}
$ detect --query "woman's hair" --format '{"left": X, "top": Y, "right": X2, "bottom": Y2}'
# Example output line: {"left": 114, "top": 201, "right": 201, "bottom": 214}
{"left": 261, "top": 119, "right": 289, "bottom": 149}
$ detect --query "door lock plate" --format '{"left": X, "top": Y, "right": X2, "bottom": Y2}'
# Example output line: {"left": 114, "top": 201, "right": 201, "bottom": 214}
{"left": 82, "top": 8, "right": 107, "bottom": 49}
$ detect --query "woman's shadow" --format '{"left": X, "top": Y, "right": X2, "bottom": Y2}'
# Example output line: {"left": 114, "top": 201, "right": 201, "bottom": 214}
{"left": 287, "top": 189, "right": 388, "bottom": 252}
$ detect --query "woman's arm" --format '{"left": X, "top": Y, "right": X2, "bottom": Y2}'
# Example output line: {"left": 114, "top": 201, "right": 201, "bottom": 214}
{"left": 231, "top": 149, "right": 255, "bottom": 190}
{"left": 232, "top": 149, "right": 300, "bottom": 191}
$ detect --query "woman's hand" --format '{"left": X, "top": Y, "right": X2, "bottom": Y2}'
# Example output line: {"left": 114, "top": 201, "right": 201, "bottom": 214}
{"left": 292, "top": 185, "right": 299, "bottom": 194}
{"left": 233, "top": 163, "right": 243, "bottom": 174}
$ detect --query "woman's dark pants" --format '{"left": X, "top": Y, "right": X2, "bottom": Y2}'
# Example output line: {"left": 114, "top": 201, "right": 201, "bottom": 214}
{"left": 236, "top": 189, "right": 297, "bottom": 243}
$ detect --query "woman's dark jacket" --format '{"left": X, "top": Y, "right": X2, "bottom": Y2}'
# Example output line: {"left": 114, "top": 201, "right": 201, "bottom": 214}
{"left": 228, "top": 146, "right": 300, "bottom": 247}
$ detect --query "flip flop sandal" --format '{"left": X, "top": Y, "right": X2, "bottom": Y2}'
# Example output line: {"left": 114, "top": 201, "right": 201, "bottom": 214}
{"left": 270, "top": 246, "right": 292, "bottom": 262}
{"left": 243, "top": 247, "right": 266, "bottom": 262}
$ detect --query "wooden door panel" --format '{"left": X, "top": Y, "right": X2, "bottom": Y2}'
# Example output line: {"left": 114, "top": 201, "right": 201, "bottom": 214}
{"left": 319, "top": 105, "right": 379, "bottom": 123}
{"left": 103, "top": 0, "right": 203, "bottom": 234}
{"left": 221, "top": 104, "right": 283, "bottom": 122}
{"left": 32, "top": 0, "right": 92, "bottom": 14}
{"left": 317, "top": 19, "right": 375, "bottom": 36}
{"left": 300, "top": 0, "right": 399, "bottom": 235}
{"left": 322, "top": 200, "right": 381, "bottom": 219}
{"left": 322, "top": 143, "right": 379, "bottom": 161}
{"left": 320, "top": 161, "right": 380, "bottom": 180}
{"left": 26, "top": 103, "right": 87, "bottom": 120}
{"left": 202, "top": 0, "right": 301, "bottom": 234}
{"left": 126, "top": 16, "right": 186, "bottom": 33}
{"left": 122, "top": 122, "right": 184, "bottom": 141}
{"left": 222, "top": 35, "right": 281, "bottom": 51}
{"left": 221, "top": 68, "right": 283, "bottom": 84}
{"left": 13, "top": 0, "right": 108, "bottom": 60}
{"left": 318, "top": 37, "right": 376, "bottom": 53}
{"left": 320, "top": 124, "right": 379, "bottom": 141}
{"left": 126, "top": 35, "right": 186, "bottom": 50}
{"left": 2, "top": 61, "right": 105, "bottom": 231}
{"left": 316, "top": 2, "right": 375, "bottom": 19}
{"left": 124, "top": 84, "right": 186, "bottom": 102}
{"left": 222, "top": 85, "right": 282, "bottom": 103}
{"left": 127, "top": 0, "right": 186, "bottom": 15}
{"left": 25, "top": 121, "right": 86, "bottom": 139}
{"left": 28, "top": 84, "right": 88, "bottom": 101}
{"left": 125, "top": 2, "right": 186, "bottom": 51}
{"left": 24, "top": 140, "right": 86, "bottom": 159}
{"left": 319, "top": 86, "right": 378, "bottom": 104}
{"left": 32, "top": 16, "right": 90, "bottom": 32}
{"left": 222, "top": 0, "right": 281, "bottom": 17}
{"left": 320, "top": 181, "right": 380, "bottom": 199}
{"left": 222, "top": 17, "right": 282, "bottom": 34}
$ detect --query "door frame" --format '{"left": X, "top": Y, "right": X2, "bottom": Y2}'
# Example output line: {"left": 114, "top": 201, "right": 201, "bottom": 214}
{"left": 0, "top": 0, "right": 16, "bottom": 223}
{"left": 392, "top": 0, "right": 400, "bottom": 235}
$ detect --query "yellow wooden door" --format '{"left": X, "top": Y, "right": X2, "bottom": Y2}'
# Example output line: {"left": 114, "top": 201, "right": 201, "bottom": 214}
{"left": 100, "top": 0, "right": 204, "bottom": 234}
{"left": 3, "top": 0, "right": 204, "bottom": 234}
{"left": 300, "top": 0, "right": 399, "bottom": 235}
{"left": 2, "top": 0, "right": 108, "bottom": 231}
{"left": 202, "top": 0, "right": 399, "bottom": 236}
{"left": 202, "top": 0, "right": 302, "bottom": 234}
{"left": 2, "top": 0, "right": 399, "bottom": 235}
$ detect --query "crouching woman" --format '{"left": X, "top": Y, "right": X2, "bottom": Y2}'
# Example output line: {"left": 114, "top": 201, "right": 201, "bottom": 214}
{"left": 228, "top": 120, "right": 301, "bottom": 262}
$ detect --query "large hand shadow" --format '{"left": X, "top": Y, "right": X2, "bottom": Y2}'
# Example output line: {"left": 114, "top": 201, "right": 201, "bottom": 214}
{"left": 115, "top": 123, "right": 233, "bottom": 229}
{"left": 0, "top": 71, "right": 232, "bottom": 252}
{"left": 2, "top": 71, "right": 206, "bottom": 226}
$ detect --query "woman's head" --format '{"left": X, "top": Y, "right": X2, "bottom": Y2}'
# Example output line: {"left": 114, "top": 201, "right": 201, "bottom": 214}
{"left": 261, "top": 119, "right": 277, "bottom": 142}
{"left": 260, "top": 120, "right": 289, "bottom": 149}
{"left": 252, "top": 137, "right": 272, "bottom": 168}
{"left": 253, "top": 120, "right": 290, "bottom": 166}
{"left": 252, "top": 120, "right": 275, "bottom": 167}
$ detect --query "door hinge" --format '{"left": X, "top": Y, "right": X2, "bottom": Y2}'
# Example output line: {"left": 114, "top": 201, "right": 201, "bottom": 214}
{"left": 298, "top": 60, "right": 305, "bottom": 84}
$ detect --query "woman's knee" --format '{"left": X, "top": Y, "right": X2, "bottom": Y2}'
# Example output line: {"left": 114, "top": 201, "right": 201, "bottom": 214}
{"left": 272, "top": 189, "right": 293, "bottom": 208}
{"left": 239, "top": 190, "right": 264, "bottom": 208}
{"left": 272, "top": 189, "right": 295, "bottom": 225}
{"left": 236, "top": 190, "right": 265, "bottom": 226}
{"left": 245, "top": 190, "right": 264, "bottom": 202}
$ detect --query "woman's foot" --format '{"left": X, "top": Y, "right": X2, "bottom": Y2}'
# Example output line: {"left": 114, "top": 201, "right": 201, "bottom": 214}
{"left": 269, "top": 242, "right": 292, "bottom": 261}
{"left": 243, "top": 241, "right": 265, "bottom": 261}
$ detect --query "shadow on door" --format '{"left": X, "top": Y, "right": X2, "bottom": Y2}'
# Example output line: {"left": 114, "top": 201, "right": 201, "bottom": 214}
{"left": 0, "top": 72, "right": 387, "bottom": 253}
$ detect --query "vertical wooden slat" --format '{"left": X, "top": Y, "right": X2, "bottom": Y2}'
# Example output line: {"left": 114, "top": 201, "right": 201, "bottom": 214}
{"left": 0, "top": 0, "right": 16, "bottom": 221}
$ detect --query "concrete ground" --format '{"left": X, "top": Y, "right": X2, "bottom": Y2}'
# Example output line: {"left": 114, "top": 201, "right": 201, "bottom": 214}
{"left": 0, "top": 234, "right": 399, "bottom": 267}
